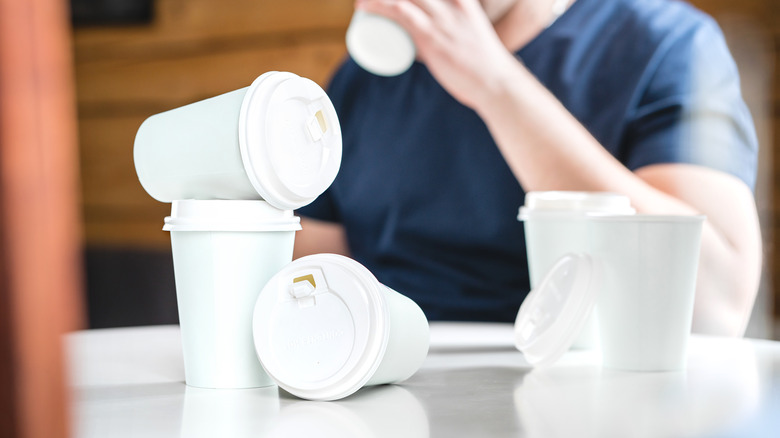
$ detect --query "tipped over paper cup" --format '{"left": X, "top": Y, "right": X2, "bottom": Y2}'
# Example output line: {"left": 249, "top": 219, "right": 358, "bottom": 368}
{"left": 134, "top": 71, "right": 342, "bottom": 210}
{"left": 253, "top": 254, "right": 430, "bottom": 400}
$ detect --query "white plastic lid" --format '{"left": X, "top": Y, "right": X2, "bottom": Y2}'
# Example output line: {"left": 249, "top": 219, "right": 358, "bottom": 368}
{"left": 346, "top": 11, "right": 416, "bottom": 77}
{"left": 253, "top": 254, "right": 390, "bottom": 401}
{"left": 514, "top": 253, "right": 599, "bottom": 367}
{"left": 518, "top": 191, "right": 634, "bottom": 220}
{"left": 162, "top": 199, "right": 301, "bottom": 232}
{"left": 239, "top": 72, "right": 342, "bottom": 211}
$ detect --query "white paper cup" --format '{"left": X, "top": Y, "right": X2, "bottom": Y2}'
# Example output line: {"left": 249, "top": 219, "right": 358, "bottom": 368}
{"left": 253, "top": 254, "right": 430, "bottom": 401}
{"left": 134, "top": 71, "right": 342, "bottom": 210}
{"left": 588, "top": 215, "right": 705, "bottom": 371}
{"left": 164, "top": 200, "right": 301, "bottom": 388}
{"left": 519, "top": 192, "right": 634, "bottom": 348}
{"left": 346, "top": 10, "right": 416, "bottom": 77}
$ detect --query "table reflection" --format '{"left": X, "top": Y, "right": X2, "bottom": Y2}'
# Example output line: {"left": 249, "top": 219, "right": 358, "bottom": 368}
{"left": 68, "top": 325, "right": 780, "bottom": 438}
{"left": 180, "top": 386, "right": 280, "bottom": 438}
{"left": 515, "top": 338, "right": 761, "bottom": 438}
{"left": 268, "top": 386, "right": 429, "bottom": 438}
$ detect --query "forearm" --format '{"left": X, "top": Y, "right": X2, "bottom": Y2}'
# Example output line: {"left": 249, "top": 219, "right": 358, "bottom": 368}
{"left": 637, "top": 165, "right": 762, "bottom": 336}
{"left": 472, "top": 59, "right": 640, "bottom": 192}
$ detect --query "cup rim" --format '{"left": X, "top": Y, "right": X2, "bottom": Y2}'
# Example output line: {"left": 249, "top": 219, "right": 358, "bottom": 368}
{"left": 586, "top": 214, "right": 706, "bottom": 223}
{"left": 518, "top": 191, "right": 635, "bottom": 221}
{"left": 518, "top": 209, "right": 636, "bottom": 221}
{"left": 163, "top": 199, "right": 302, "bottom": 232}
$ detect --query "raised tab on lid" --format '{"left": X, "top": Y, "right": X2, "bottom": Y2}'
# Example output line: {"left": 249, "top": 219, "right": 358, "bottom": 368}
{"left": 239, "top": 72, "right": 342, "bottom": 211}
{"left": 253, "top": 254, "right": 389, "bottom": 400}
{"left": 514, "top": 253, "right": 599, "bottom": 367}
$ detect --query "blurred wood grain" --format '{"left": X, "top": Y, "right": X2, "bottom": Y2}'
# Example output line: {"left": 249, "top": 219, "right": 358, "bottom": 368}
{"left": 75, "top": 0, "right": 352, "bottom": 249}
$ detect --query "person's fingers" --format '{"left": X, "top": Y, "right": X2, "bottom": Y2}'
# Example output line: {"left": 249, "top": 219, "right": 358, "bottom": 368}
{"left": 407, "top": 0, "right": 447, "bottom": 18}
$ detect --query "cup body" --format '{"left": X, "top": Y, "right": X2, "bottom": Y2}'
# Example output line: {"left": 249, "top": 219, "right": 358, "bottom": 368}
{"left": 365, "top": 285, "right": 430, "bottom": 386}
{"left": 519, "top": 192, "right": 634, "bottom": 348}
{"left": 134, "top": 71, "right": 342, "bottom": 210}
{"left": 253, "top": 254, "right": 430, "bottom": 400}
{"left": 588, "top": 215, "right": 704, "bottom": 371}
{"left": 166, "top": 200, "right": 301, "bottom": 388}
{"left": 135, "top": 87, "right": 256, "bottom": 202}
{"left": 346, "top": 10, "right": 416, "bottom": 77}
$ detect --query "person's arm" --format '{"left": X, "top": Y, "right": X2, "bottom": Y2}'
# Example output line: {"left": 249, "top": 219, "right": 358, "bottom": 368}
{"left": 359, "top": 0, "right": 761, "bottom": 336}
{"left": 634, "top": 164, "right": 761, "bottom": 335}
{"left": 293, "top": 217, "right": 351, "bottom": 260}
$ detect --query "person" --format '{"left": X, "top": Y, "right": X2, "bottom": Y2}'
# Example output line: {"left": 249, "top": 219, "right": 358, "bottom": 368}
{"left": 294, "top": 0, "right": 762, "bottom": 337}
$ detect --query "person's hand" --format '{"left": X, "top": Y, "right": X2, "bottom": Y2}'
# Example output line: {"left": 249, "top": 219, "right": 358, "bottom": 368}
{"left": 356, "top": 0, "right": 521, "bottom": 110}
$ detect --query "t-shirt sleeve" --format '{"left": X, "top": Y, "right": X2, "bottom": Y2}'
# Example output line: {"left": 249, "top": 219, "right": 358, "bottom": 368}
{"left": 296, "top": 188, "right": 340, "bottom": 222}
{"left": 622, "top": 17, "right": 758, "bottom": 189}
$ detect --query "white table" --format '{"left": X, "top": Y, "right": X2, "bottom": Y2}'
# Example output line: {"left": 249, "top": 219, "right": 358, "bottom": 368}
{"left": 67, "top": 323, "right": 780, "bottom": 438}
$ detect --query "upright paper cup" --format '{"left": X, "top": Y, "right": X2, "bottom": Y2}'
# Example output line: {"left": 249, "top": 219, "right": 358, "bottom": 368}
{"left": 519, "top": 192, "right": 634, "bottom": 348}
{"left": 346, "top": 10, "right": 416, "bottom": 77}
{"left": 134, "top": 71, "right": 342, "bottom": 210}
{"left": 164, "top": 200, "right": 301, "bottom": 388}
{"left": 588, "top": 215, "right": 705, "bottom": 371}
{"left": 253, "top": 254, "right": 430, "bottom": 401}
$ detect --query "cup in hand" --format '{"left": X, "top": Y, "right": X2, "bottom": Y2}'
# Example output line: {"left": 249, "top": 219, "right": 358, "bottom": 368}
{"left": 346, "top": 10, "right": 416, "bottom": 77}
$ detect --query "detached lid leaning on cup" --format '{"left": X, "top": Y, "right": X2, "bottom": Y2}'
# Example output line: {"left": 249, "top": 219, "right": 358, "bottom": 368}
{"left": 514, "top": 253, "right": 600, "bottom": 367}
{"left": 239, "top": 72, "right": 343, "bottom": 211}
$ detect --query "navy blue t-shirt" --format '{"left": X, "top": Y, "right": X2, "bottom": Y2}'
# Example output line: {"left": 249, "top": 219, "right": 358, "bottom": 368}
{"left": 298, "top": 0, "right": 758, "bottom": 322}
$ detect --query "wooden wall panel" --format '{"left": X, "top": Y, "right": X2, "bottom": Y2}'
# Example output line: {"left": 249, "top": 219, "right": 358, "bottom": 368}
{"left": 77, "top": 40, "right": 348, "bottom": 113}
{"left": 75, "top": 0, "right": 352, "bottom": 54}
{"left": 75, "top": 0, "right": 352, "bottom": 249}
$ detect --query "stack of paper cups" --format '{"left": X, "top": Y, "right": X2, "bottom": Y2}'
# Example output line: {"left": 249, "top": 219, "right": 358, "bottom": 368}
{"left": 134, "top": 71, "right": 344, "bottom": 388}
{"left": 135, "top": 71, "right": 430, "bottom": 395}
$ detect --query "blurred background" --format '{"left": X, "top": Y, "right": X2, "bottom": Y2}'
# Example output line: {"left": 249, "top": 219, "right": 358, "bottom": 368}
{"left": 70, "top": 0, "right": 779, "bottom": 338}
